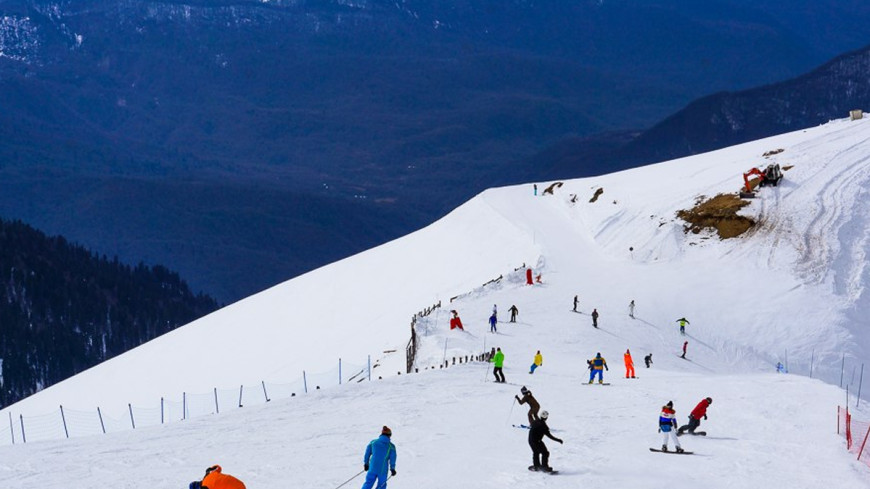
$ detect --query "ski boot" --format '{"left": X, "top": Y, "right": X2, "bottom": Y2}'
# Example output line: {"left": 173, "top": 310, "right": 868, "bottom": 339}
{"left": 541, "top": 466, "right": 554, "bottom": 473}
{"left": 676, "top": 447, "right": 685, "bottom": 453}
{"left": 661, "top": 445, "right": 668, "bottom": 452}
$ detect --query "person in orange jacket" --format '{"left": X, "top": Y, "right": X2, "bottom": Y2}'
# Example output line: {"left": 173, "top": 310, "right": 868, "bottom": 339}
{"left": 623, "top": 349, "right": 635, "bottom": 378}
{"left": 189, "top": 465, "right": 246, "bottom": 489}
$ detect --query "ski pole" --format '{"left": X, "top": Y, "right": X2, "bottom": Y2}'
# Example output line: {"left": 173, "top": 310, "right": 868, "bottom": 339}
{"left": 506, "top": 397, "right": 516, "bottom": 425}
{"left": 334, "top": 469, "right": 365, "bottom": 489}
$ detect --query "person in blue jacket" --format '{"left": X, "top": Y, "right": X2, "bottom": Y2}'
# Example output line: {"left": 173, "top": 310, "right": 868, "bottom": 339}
{"left": 362, "top": 426, "right": 397, "bottom": 489}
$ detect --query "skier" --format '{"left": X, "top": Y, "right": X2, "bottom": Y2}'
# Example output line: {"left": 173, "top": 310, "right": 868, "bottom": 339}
{"left": 492, "top": 304, "right": 498, "bottom": 321}
{"left": 591, "top": 308, "right": 599, "bottom": 328}
{"left": 644, "top": 353, "right": 653, "bottom": 368}
{"left": 489, "top": 313, "right": 498, "bottom": 333}
{"left": 189, "top": 465, "right": 246, "bottom": 489}
{"left": 681, "top": 341, "right": 688, "bottom": 359}
{"left": 361, "top": 426, "right": 397, "bottom": 489}
{"left": 776, "top": 362, "right": 786, "bottom": 373}
{"left": 628, "top": 300, "right": 635, "bottom": 319}
{"left": 530, "top": 350, "right": 543, "bottom": 374}
{"left": 624, "top": 349, "right": 635, "bottom": 378}
{"left": 449, "top": 310, "right": 463, "bottom": 330}
{"left": 678, "top": 397, "right": 712, "bottom": 436}
{"left": 515, "top": 386, "right": 541, "bottom": 424}
{"left": 676, "top": 317, "right": 690, "bottom": 335}
{"left": 659, "top": 401, "right": 684, "bottom": 452}
{"left": 573, "top": 295, "right": 579, "bottom": 312}
{"left": 528, "top": 411, "right": 562, "bottom": 472}
{"left": 509, "top": 304, "right": 519, "bottom": 323}
{"left": 491, "top": 347, "right": 506, "bottom": 383}
{"left": 587, "top": 352, "right": 608, "bottom": 384}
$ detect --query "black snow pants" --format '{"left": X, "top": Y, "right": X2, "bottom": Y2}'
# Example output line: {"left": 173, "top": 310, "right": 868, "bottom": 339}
{"left": 530, "top": 440, "right": 550, "bottom": 468}
{"left": 678, "top": 415, "right": 701, "bottom": 434}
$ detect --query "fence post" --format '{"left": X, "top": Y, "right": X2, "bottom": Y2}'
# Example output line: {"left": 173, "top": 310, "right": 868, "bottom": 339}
{"left": 97, "top": 407, "right": 106, "bottom": 434}
{"left": 183, "top": 392, "right": 187, "bottom": 420}
{"left": 60, "top": 405, "right": 69, "bottom": 439}
{"left": 858, "top": 364, "right": 865, "bottom": 408}
{"left": 214, "top": 388, "right": 220, "bottom": 414}
{"left": 339, "top": 358, "right": 342, "bottom": 385}
{"left": 19, "top": 415, "right": 25, "bottom": 443}
{"left": 161, "top": 398, "right": 164, "bottom": 424}
{"left": 303, "top": 371, "right": 308, "bottom": 393}
{"left": 238, "top": 385, "right": 244, "bottom": 408}
{"left": 810, "top": 349, "right": 815, "bottom": 378}
{"left": 8, "top": 411, "right": 13, "bottom": 444}
{"left": 262, "top": 381, "right": 271, "bottom": 402}
{"left": 841, "top": 354, "right": 846, "bottom": 387}
{"left": 129, "top": 403, "right": 135, "bottom": 429}
{"left": 367, "top": 355, "right": 371, "bottom": 381}
{"left": 857, "top": 424, "right": 870, "bottom": 461}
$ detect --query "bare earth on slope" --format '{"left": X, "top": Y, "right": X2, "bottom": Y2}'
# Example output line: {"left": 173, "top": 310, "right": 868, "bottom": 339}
{"left": 676, "top": 194, "right": 754, "bottom": 239}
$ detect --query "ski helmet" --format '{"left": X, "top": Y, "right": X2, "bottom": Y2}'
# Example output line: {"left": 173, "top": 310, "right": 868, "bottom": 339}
{"left": 521, "top": 386, "right": 529, "bottom": 394}
{"left": 540, "top": 410, "right": 549, "bottom": 420}
{"left": 706, "top": 397, "right": 712, "bottom": 404}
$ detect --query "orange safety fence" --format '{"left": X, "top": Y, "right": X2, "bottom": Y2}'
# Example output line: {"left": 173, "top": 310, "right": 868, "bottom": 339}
{"left": 838, "top": 406, "right": 870, "bottom": 467}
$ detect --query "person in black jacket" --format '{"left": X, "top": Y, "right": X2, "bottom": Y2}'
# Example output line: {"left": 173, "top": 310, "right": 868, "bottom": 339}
{"left": 528, "top": 411, "right": 563, "bottom": 472}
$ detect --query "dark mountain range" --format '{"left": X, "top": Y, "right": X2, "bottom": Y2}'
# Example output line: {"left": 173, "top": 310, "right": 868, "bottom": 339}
{"left": 534, "top": 44, "right": 870, "bottom": 179}
{"left": 0, "top": 217, "right": 219, "bottom": 408}
{"left": 1, "top": 0, "right": 870, "bottom": 301}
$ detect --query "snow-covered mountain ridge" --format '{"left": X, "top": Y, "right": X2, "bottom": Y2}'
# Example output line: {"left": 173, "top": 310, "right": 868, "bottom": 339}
{"left": 1, "top": 118, "right": 870, "bottom": 487}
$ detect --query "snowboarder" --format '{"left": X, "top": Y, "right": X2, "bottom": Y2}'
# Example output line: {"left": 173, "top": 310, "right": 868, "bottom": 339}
{"left": 528, "top": 411, "right": 562, "bottom": 472}
{"left": 516, "top": 386, "right": 541, "bottom": 424}
{"left": 591, "top": 308, "right": 599, "bottom": 328}
{"left": 530, "top": 350, "right": 543, "bottom": 374}
{"left": 678, "top": 397, "right": 712, "bottom": 436}
{"left": 508, "top": 304, "right": 519, "bottom": 322}
{"left": 624, "top": 349, "right": 635, "bottom": 378}
{"left": 489, "top": 313, "right": 498, "bottom": 333}
{"left": 659, "top": 401, "right": 684, "bottom": 453}
{"left": 533, "top": 184, "right": 538, "bottom": 196}
{"left": 681, "top": 341, "right": 688, "bottom": 359}
{"left": 676, "top": 317, "right": 690, "bottom": 335}
{"left": 573, "top": 295, "right": 578, "bottom": 312}
{"left": 644, "top": 353, "right": 653, "bottom": 368}
{"left": 189, "top": 465, "right": 246, "bottom": 489}
{"left": 491, "top": 347, "right": 506, "bottom": 383}
{"left": 449, "top": 310, "right": 463, "bottom": 330}
{"left": 362, "top": 426, "right": 397, "bottom": 489}
{"left": 629, "top": 300, "right": 635, "bottom": 319}
{"left": 587, "top": 352, "right": 608, "bottom": 384}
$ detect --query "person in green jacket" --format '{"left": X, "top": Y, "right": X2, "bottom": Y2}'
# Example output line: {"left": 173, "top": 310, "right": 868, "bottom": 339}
{"left": 491, "top": 347, "right": 506, "bottom": 383}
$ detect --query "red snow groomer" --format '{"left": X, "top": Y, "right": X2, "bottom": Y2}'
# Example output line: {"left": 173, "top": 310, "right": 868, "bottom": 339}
{"left": 741, "top": 163, "right": 783, "bottom": 197}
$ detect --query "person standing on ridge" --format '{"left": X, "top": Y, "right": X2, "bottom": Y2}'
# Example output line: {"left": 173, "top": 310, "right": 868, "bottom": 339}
{"left": 361, "top": 426, "right": 397, "bottom": 489}
{"left": 530, "top": 350, "right": 543, "bottom": 374}
{"left": 573, "top": 295, "right": 579, "bottom": 312}
{"left": 509, "top": 304, "right": 519, "bottom": 323}
{"left": 644, "top": 353, "right": 653, "bottom": 368}
{"left": 681, "top": 341, "right": 688, "bottom": 359}
{"left": 628, "top": 300, "right": 635, "bottom": 319}
{"left": 659, "top": 401, "right": 684, "bottom": 453}
{"left": 676, "top": 317, "right": 690, "bottom": 335}
{"left": 189, "top": 465, "right": 246, "bottom": 489}
{"left": 491, "top": 347, "right": 506, "bottom": 383}
{"left": 624, "top": 349, "right": 635, "bottom": 378}
{"left": 492, "top": 304, "right": 498, "bottom": 321}
{"left": 534, "top": 184, "right": 538, "bottom": 196}
{"left": 449, "top": 310, "right": 463, "bottom": 330}
{"left": 588, "top": 352, "right": 608, "bottom": 384}
{"left": 591, "top": 308, "right": 599, "bottom": 328}
{"left": 528, "top": 411, "right": 563, "bottom": 472}
{"left": 489, "top": 313, "right": 498, "bottom": 333}
{"left": 515, "top": 386, "right": 541, "bottom": 424}
{"left": 678, "top": 397, "right": 712, "bottom": 436}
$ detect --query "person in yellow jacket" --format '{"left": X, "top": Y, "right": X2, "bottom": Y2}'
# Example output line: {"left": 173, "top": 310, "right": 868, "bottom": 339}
{"left": 189, "top": 465, "right": 246, "bottom": 489}
{"left": 624, "top": 349, "right": 636, "bottom": 378}
{"left": 529, "top": 350, "right": 543, "bottom": 374}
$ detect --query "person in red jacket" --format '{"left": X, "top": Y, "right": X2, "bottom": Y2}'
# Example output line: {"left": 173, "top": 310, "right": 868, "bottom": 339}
{"left": 678, "top": 397, "right": 712, "bottom": 435}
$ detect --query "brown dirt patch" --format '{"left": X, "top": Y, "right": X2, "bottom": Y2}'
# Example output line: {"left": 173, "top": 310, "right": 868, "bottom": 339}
{"left": 589, "top": 187, "right": 604, "bottom": 203}
{"left": 676, "top": 193, "right": 755, "bottom": 239}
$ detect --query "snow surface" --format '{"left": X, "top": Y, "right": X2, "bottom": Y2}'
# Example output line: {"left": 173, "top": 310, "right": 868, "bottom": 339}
{"left": 2, "top": 118, "right": 870, "bottom": 487}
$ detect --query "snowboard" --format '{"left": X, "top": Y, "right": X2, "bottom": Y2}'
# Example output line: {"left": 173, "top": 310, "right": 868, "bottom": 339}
{"left": 649, "top": 448, "right": 693, "bottom": 454}
{"left": 583, "top": 382, "right": 611, "bottom": 386}
{"left": 677, "top": 431, "right": 706, "bottom": 437}
{"left": 528, "top": 466, "right": 559, "bottom": 474}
